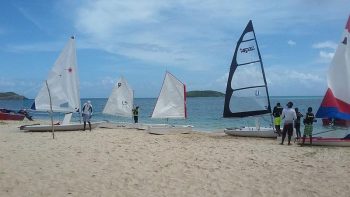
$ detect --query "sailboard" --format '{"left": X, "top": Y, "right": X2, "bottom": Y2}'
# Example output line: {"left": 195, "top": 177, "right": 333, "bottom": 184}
{"left": 223, "top": 20, "right": 275, "bottom": 138}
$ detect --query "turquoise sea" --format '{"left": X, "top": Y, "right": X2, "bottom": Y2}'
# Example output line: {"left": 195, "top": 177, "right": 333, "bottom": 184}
{"left": 0, "top": 96, "right": 323, "bottom": 132}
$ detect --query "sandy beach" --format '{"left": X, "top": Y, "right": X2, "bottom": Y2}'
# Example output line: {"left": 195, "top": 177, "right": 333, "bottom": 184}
{"left": 0, "top": 120, "right": 349, "bottom": 197}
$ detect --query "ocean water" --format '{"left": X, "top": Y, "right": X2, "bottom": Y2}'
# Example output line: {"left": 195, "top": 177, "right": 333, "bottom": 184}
{"left": 0, "top": 96, "right": 324, "bottom": 132}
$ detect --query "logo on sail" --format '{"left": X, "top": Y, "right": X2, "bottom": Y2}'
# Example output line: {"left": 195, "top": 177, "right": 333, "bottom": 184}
{"left": 240, "top": 46, "right": 255, "bottom": 53}
{"left": 118, "top": 83, "right": 122, "bottom": 88}
{"left": 255, "top": 89, "right": 260, "bottom": 96}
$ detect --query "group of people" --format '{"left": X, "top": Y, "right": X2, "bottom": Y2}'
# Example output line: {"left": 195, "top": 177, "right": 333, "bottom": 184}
{"left": 81, "top": 101, "right": 140, "bottom": 131}
{"left": 272, "top": 102, "right": 316, "bottom": 146}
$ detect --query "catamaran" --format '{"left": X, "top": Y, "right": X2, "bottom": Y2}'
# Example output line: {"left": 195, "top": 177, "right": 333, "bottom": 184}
{"left": 302, "top": 16, "right": 350, "bottom": 146}
{"left": 20, "top": 36, "right": 102, "bottom": 131}
{"left": 223, "top": 20, "right": 276, "bottom": 138}
{"left": 148, "top": 71, "right": 192, "bottom": 134}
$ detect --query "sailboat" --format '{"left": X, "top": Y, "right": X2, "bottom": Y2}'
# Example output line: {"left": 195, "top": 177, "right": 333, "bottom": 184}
{"left": 20, "top": 36, "right": 102, "bottom": 131}
{"left": 0, "top": 109, "right": 25, "bottom": 121}
{"left": 148, "top": 71, "right": 192, "bottom": 134}
{"left": 223, "top": 20, "right": 276, "bottom": 138}
{"left": 101, "top": 76, "right": 140, "bottom": 128}
{"left": 302, "top": 16, "right": 350, "bottom": 146}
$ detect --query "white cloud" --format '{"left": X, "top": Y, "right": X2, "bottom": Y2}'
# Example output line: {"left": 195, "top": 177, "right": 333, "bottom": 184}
{"left": 319, "top": 51, "right": 335, "bottom": 61}
{"left": 287, "top": 40, "right": 296, "bottom": 46}
{"left": 72, "top": 0, "right": 349, "bottom": 72}
{"left": 312, "top": 41, "right": 337, "bottom": 50}
{"left": 101, "top": 76, "right": 116, "bottom": 86}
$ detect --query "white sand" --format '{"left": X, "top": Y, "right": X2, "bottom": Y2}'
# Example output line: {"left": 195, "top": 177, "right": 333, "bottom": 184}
{"left": 1, "top": 120, "right": 350, "bottom": 197}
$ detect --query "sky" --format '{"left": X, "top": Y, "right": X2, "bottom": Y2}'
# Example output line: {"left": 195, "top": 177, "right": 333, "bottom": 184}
{"left": 0, "top": 0, "right": 349, "bottom": 98}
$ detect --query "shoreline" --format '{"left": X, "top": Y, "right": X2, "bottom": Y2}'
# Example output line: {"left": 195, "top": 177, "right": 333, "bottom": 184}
{"left": 0, "top": 120, "right": 350, "bottom": 196}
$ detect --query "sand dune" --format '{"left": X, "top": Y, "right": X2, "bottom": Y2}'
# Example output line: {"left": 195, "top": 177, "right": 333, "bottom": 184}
{"left": 0, "top": 120, "right": 349, "bottom": 197}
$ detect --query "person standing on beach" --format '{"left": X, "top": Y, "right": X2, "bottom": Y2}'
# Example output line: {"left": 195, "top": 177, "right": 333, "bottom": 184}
{"left": 301, "top": 107, "right": 315, "bottom": 146}
{"left": 82, "top": 100, "right": 93, "bottom": 131}
{"left": 294, "top": 107, "right": 303, "bottom": 141}
{"left": 280, "top": 101, "right": 297, "bottom": 145}
{"left": 132, "top": 106, "right": 139, "bottom": 123}
{"left": 273, "top": 103, "right": 283, "bottom": 136}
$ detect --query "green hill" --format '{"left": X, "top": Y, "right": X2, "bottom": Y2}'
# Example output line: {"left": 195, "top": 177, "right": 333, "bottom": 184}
{"left": 0, "top": 92, "right": 27, "bottom": 100}
{"left": 187, "top": 90, "right": 225, "bottom": 97}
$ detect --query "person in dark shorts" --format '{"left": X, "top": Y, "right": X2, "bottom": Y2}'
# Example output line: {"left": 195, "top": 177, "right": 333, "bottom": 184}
{"left": 294, "top": 107, "right": 303, "bottom": 142}
{"left": 82, "top": 101, "right": 93, "bottom": 131}
{"left": 280, "top": 101, "right": 297, "bottom": 145}
{"left": 132, "top": 106, "right": 139, "bottom": 123}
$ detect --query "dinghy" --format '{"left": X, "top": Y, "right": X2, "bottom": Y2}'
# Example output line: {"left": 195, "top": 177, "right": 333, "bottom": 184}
{"left": 223, "top": 20, "right": 276, "bottom": 138}
{"left": 20, "top": 36, "right": 102, "bottom": 132}
{"left": 299, "top": 16, "right": 350, "bottom": 146}
{"left": 148, "top": 72, "right": 192, "bottom": 134}
{"left": 102, "top": 77, "right": 146, "bottom": 129}
{"left": 0, "top": 109, "right": 25, "bottom": 121}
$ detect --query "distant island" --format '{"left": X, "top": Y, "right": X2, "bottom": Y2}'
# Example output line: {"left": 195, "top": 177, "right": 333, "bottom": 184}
{"left": 187, "top": 90, "right": 225, "bottom": 97}
{"left": 0, "top": 92, "right": 27, "bottom": 100}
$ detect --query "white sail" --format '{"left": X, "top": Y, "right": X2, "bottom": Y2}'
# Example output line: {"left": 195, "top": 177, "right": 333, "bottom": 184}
{"left": 151, "top": 72, "right": 187, "bottom": 119}
{"left": 33, "top": 37, "right": 80, "bottom": 113}
{"left": 103, "top": 77, "right": 134, "bottom": 117}
{"left": 327, "top": 18, "right": 350, "bottom": 104}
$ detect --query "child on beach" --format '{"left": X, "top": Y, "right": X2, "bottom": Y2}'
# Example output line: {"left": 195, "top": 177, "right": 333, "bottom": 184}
{"left": 132, "top": 106, "right": 139, "bottom": 123}
{"left": 301, "top": 107, "right": 315, "bottom": 146}
{"left": 294, "top": 107, "right": 303, "bottom": 141}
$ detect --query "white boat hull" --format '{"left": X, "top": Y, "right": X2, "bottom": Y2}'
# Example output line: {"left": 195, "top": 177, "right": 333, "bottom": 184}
{"left": 147, "top": 124, "right": 193, "bottom": 135}
{"left": 99, "top": 122, "right": 149, "bottom": 130}
{"left": 224, "top": 127, "right": 277, "bottom": 138}
{"left": 20, "top": 121, "right": 103, "bottom": 132}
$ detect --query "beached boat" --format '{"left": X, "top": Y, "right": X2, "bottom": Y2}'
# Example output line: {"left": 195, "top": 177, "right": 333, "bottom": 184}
{"left": 20, "top": 36, "right": 102, "bottom": 132}
{"left": 223, "top": 20, "right": 276, "bottom": 138}
{"left": 0, "top": 109, "right": 25, "bottom": 121}
{"left": 298, "top": 16, "right": 350, "bottom": 146}
{"left": 148, "top": 72, "right": 192, "bottom": 134}
{"left": 102, "top": 76, "right": 145, "bottom": 129}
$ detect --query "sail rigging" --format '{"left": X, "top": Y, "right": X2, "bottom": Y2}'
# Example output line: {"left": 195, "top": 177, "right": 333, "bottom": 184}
{"left": 223, "top": 20, "right": 271, "bottom": 118}
{"left": 151, "top": 72, "right": 187, "bottom": 119}
{"left": 103, "top": 77, "right": 134, "bottom": 117}
{"left": 32, "top": 36, "right": 80, "bottom": 113}
{"left": 316, "top": 16, "right": 350, "bottom": 120}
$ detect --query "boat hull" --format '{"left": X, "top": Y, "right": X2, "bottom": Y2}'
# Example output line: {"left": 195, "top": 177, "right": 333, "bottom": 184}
{"left": 100, "top": 122, "right": 148, "bottom": 130}
{"left": 0, "top": 112, "right": 25, "bottom": 121}
{"left": 147, "top": 124, "right": 193, "bottom": 135}
{"left": 224, "top": 127, "right": 277, "bottom": 138}
{"left": 20, "top": 121, "right": 103, "bottom": 132}
{"left": 297, "top": 137, "right": 350, "bottom": 147}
